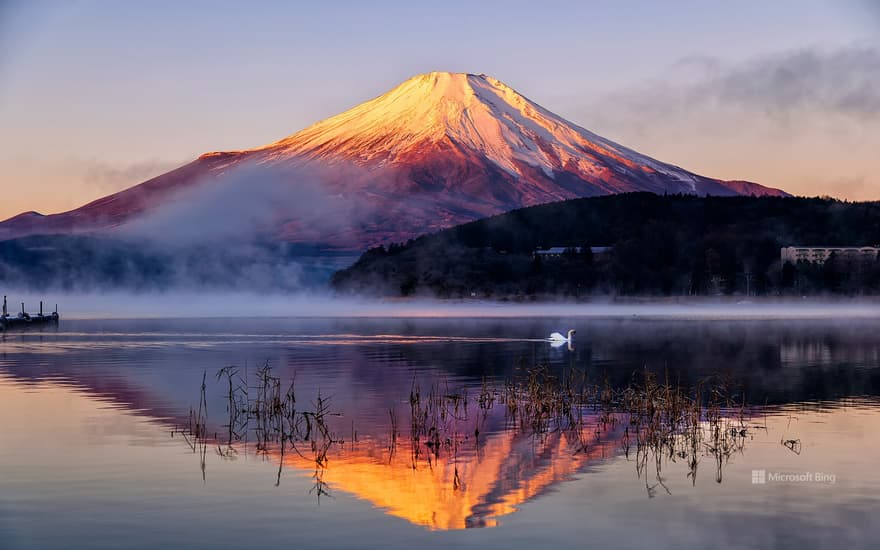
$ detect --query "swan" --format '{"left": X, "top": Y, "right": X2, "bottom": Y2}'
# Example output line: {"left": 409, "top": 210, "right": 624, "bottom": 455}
{"left": 548, "top": 329, "right": 576, "bottom": 347}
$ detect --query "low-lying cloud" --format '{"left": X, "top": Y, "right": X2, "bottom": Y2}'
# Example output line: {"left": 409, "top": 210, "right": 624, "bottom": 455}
{"left": 0, "top": 160, "right": 379, "bottom": 292}
{"left": 84, "top": 158, "right": 186, "bottom": 194}
{"left": 118, "top": 161, "right": 375, "bottom": 248}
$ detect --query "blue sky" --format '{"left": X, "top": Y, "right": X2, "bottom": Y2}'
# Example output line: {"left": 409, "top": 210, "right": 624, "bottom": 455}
{"left": 1, "top": 0, "right": 878, "bottom": 217}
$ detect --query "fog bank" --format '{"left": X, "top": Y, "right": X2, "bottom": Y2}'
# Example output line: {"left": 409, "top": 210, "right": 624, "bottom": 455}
{"left": 6, "top": 291, "right": 880, "bottom": 320}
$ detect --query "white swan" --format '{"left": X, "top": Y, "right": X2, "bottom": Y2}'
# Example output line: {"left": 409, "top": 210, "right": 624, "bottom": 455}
{"left": 548, "top": 329, "right": 576, "bottom": 348}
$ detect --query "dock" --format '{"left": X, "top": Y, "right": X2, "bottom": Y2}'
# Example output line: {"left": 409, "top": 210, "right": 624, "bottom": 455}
{"left": 0, "top": 296, "right": 59, "bottom": 330}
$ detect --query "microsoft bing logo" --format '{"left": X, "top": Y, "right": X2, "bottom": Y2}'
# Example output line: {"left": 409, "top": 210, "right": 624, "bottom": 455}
{"left": 749, "top": 469, "right": 836, "bottom": 484}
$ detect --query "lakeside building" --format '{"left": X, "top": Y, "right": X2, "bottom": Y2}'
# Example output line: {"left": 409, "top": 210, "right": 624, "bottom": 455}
{"left": 533, "top": 246, "right": 613, "bottom": 260}
{"left": 781, "top": 246, "right": 880, "bottom": 265}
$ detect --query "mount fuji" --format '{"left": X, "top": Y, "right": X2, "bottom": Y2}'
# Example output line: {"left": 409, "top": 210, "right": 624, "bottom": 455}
{"left": 0, "top": 72, "right": 787, "bottom": 250}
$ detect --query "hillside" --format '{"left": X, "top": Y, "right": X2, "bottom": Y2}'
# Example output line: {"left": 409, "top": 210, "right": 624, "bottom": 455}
{"left": 331, "top": 194, "right": 880, "bottom": 297}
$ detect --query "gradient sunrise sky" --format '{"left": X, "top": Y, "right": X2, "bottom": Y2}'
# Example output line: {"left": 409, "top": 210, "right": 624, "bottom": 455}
{"left": 1, "top": 0, "right": 878, "bottom": 219}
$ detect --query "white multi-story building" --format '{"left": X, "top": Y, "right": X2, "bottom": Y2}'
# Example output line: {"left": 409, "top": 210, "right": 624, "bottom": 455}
{"left": 781, "top": 246, "right": 880, "bottom": 264}
{"left": 533, "top": 246, "right": 613, "bottom": 259}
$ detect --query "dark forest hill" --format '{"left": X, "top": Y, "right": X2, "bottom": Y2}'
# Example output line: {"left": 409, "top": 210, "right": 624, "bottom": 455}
{"left": 331, "top": 193, "right": 880, "bottom": 297}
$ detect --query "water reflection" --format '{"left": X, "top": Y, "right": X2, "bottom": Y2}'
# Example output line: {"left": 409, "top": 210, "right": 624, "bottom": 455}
{"left": 1, "top": 318, "right": 880, "bottom": 544}
{"left": 167, "top": 363, "right": 761, "bottom": 530}
{"left": 281, "top": 429, "right": 603, "bottom": 529}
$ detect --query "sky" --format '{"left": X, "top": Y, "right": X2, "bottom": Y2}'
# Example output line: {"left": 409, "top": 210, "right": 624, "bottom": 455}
{"left": 0, "top": 0, "right": 878, "bottom": 219}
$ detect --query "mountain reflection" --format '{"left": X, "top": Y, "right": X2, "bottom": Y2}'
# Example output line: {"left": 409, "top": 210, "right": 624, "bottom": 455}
{"left": 177, "top": 364, "right": 629, "bottom": 530}
{"left": 172, "top": 364, "right": 754, "bottom": 530}
{"left": 275, "top": 429, "right": 613, "bottom": 530}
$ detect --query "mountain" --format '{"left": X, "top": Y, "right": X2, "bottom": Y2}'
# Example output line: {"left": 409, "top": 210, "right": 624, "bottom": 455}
{"left": 0, "top": 72, "right": 787, "bottom": 250}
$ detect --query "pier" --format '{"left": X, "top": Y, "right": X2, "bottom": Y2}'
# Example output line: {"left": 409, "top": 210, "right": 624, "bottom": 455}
{"left": 0, "top": 296, "right": 59, "bottom": 330}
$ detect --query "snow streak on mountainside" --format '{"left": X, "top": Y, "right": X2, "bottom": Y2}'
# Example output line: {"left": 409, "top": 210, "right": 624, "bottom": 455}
{"left": 257, "top": 72, "right": 708, "bottom": 184}
{"left": 0, "top": 72, "right": 788, "bottom": 250}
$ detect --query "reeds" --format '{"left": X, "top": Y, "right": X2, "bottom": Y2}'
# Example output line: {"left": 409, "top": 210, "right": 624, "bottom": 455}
{"left": 176, "top": 362, "right": 342, "bottom": 499}
{"left": 177, "top": 362, "right": 754, "bottom": 496}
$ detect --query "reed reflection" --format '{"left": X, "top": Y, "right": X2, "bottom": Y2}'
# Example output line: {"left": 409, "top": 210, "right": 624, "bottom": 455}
{"left": 176, "top": 364, "right": 755, "bottom": 530}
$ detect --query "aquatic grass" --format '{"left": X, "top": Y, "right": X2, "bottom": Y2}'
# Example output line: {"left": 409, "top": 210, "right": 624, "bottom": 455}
{"left": 177, "top": 362, "right": 756, "bottom": 497}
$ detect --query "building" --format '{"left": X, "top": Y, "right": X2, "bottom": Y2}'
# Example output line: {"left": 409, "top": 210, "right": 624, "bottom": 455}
{"left": 781, "top": 246, "right": 880, "bottom": 265}
{"left": 533, "top": 246, "right": 613, "bottom": 260}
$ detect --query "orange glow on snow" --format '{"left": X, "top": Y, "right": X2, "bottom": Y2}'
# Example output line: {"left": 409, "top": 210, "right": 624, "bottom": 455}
{"left": 276, "top": 428, "right": 618, "bottom": 530}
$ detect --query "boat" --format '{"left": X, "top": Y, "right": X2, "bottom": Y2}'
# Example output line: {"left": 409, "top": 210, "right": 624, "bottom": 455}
{"left": 0, "top": 296, "right": 59, "bottom": 330}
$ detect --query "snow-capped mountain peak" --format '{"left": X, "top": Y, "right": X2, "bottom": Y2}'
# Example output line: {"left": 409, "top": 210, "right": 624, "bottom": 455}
{"left": 254, "top": 72, "right": 647, "bottom": 178}
{"left": 0, "top": 71, "right": 787, "bottom": 249}
{"left": 242, "top": 71, "right": 733, "bottom": 196}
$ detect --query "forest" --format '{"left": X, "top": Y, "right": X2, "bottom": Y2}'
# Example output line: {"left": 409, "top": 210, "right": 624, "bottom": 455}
{"left": 332, "top": 193, "right": 880, "bottom": 297}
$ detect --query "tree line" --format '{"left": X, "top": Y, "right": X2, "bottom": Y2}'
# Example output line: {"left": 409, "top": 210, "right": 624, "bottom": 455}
{"left": 332, "top": 193, "right": 880, "bottom": 297}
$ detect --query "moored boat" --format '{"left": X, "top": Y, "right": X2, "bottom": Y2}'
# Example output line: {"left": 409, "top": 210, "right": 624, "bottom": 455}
{"left": 0, "top": 296, "right": 59, "bottom": 330}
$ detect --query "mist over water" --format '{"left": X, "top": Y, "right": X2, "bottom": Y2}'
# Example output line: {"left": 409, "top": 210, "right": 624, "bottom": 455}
{"left": 0, "top": 161, "right": 377, "bottom": 293}
{"left": 4, "top": 289, "right": 880, "bottom": 320}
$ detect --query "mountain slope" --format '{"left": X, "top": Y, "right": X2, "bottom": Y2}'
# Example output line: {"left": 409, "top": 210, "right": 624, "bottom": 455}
{"left": 0, "top": 72, "right": 787, "bottom": 249}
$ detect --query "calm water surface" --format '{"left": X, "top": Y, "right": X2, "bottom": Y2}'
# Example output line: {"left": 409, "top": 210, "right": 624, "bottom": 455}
{"left": 1, "top": 317, "right": 878, "bottom": 549}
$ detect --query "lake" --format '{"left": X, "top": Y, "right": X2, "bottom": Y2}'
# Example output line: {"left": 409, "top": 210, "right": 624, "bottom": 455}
{"left": 1, "top": 316, "right": 878, "bottom": 549}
